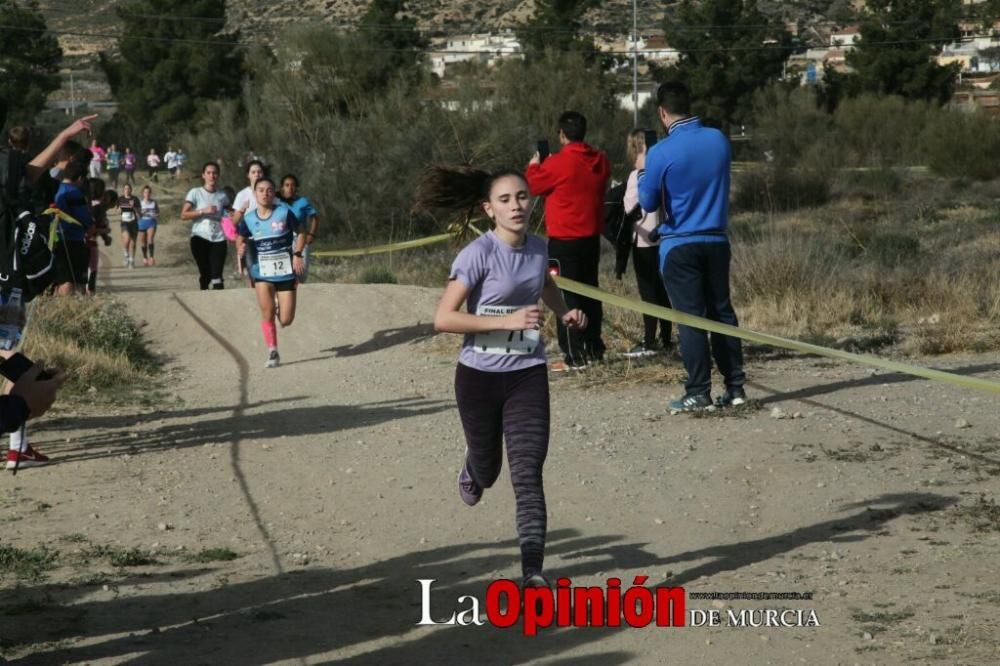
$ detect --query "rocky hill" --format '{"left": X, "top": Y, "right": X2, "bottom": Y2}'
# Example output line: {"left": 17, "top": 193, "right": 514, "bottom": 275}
{"left": 36, "top": 0, "right": 856, "bottom": 105}
{"left": 40, "top": 0, "right": 857, "bottom": 56}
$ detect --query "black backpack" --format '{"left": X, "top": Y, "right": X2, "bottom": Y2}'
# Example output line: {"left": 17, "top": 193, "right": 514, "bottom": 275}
{"left": 602, "top": 181, "right": 643, "bottom": 279}
{"left": 0, "top": 150, "right": 55, "bottom": 302}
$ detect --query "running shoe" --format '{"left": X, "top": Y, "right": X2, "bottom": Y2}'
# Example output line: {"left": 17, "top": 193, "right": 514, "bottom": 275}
{"left": 458, "top": 464, "right": 482, "bottom": 506}
{"left": 265, "top": 349, "right": 280, "bottom": 368}
{"left": 149, "top": 257, "right": 156, "bottom": 266}
{"left": 6, "top": 446, "right": 50, "bottom": 470}
{"left": 122, "top": 254, "right": 129, "bottom": 268}
{"left": 127, "top": 257, "right": 135, "bottom": 269}
{"left": 622, "top": 343, "right": 659, "bottom": 358}
{"left": 715, "top": 387, "right": 748, "bottom": 408}
{"left": 522, "top": 572, "right": 551, "bottom": 588}
{"left": 668, "top": 393, "right": 715, "bottom": 412}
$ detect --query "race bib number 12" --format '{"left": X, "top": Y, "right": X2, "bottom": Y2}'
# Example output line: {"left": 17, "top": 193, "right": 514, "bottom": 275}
{"left": 473, "top": 305, "right": 539, "bottom": 355}
{"left": 258, "top": 252, "right": 291, "bottom": 278}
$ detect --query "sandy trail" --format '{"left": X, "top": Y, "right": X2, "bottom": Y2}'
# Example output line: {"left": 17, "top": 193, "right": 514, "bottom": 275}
{"left": 1, "top": 212, "right": 998, "bottom": 665}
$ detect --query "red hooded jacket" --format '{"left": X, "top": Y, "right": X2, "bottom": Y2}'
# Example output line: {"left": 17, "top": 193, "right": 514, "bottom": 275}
{"left": 525, "top": 142, "right": 610, "bottom": 240}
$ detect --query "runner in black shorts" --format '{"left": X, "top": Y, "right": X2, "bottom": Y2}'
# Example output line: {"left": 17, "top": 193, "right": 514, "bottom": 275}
{"left": 117, "top": 184, "right": 140, "bottom": 268}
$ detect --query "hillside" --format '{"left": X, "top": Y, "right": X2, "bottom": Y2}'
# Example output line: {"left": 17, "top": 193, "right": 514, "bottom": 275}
{"left": 36, "top": 0, "right": 855, "bottom": 106}
{"left": 40, "top": 0, "right": 855, "bottom": 56}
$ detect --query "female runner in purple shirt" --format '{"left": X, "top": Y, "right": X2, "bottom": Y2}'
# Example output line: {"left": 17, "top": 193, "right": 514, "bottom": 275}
{"left": 428, "top": 167, "right": 587, "bottom": 588}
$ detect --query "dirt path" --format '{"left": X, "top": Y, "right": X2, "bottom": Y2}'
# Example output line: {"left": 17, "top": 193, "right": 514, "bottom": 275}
{"left": 1, "top": 208, "right": 999, "bottom": 665}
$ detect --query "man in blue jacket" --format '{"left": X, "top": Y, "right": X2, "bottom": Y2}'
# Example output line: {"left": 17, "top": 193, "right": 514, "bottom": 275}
{"left": 637, "top": 82, "right": 746, "bottom": 411}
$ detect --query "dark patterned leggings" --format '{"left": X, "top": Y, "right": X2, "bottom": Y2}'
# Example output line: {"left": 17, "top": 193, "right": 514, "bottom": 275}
{"left": 455, "top": 362, "right": 549, "bottom": 578}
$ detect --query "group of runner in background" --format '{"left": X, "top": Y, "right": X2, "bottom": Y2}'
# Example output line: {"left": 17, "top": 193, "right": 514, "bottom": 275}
{"left": 181, "top": 158, "right": 321, "bottom": 368}
{"left": 87, "top": 141, "right": 187, "bottom": 189}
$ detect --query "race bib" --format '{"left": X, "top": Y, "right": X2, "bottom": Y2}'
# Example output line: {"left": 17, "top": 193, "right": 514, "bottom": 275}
{"left": 122, "top": 211, "right": 135, "bottom": 222}
{"left": 258, "top": 251, "right": 292, "bottom": 279}
{"left": 473, "top": 305, "right": 539, "bottom": 355}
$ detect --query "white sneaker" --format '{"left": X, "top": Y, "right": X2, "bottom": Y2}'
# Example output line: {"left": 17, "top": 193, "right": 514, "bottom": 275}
{"left": 265, "top": 349, "right": 280, "bottom": 368}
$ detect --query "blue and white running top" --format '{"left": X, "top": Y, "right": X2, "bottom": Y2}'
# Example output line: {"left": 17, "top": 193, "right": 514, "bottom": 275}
{"left": 238, "top": 203, "right": 303, "bottom": 282}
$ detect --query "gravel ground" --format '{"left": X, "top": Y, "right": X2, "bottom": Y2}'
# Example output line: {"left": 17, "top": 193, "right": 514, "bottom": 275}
{"left": 1, "top": 219, "right": 998, "bottom": 665}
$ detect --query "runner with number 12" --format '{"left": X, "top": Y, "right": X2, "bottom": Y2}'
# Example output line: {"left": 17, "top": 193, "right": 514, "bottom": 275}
{"left": 236, "top": 177, "right": 306, "bottom": 368}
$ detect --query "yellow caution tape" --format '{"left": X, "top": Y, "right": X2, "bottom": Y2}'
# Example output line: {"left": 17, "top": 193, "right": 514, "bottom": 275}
{"left": 310, "top": 232, "right": 453, "bottom": 258}
{"left": 42, "top": 207, "right": 86, "bottom": 248}
{"left": 42, "top": 207, "right": 84, "bottom": 226}
{"left": 554, "top": 276, "right": 1000, "bottom": 395}
{"left": 303, "top": 227, "right": 999, "bottom": 394}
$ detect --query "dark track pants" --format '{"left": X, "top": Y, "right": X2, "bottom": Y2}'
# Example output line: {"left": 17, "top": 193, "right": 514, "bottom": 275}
{"left": 632, "top": 244, "right": 672, "bottom": 347}
{"left": 660, "top": 241, "right": 745, "bottom": 396}
{"left": 455, "top": 363, "right": 549, "bottom": 578}
{"left": 548, "top": 235, "right": 605, "bottom": 363}
{"left": 190, "top": 236, "right": 227, "bottom": 290}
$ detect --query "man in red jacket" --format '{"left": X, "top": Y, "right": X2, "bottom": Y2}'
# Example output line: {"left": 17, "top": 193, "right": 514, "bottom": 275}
{"left": 526, "top": 111, "right": 610, "bottom": 370}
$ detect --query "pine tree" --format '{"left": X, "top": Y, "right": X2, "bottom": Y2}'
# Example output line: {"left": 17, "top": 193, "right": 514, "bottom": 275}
{"left": 844, "top": 0, "right": 960, "bottom": 104}
{"left": 99, "top": 0, "right": 242, "bottom": 144}
{"left": 0, "top": 0, "right": 62, "bottom": 122}
{"left": 660, "top": 0, "right": 794, "bottom": 131}
{"left": 516, "top": 0, "right": 601, "bottom": 61}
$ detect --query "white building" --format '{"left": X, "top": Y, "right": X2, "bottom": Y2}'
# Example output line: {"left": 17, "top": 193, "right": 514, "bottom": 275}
{"left": 617, "top": 90, "right": 654, "bottom": 112}
{"left": 939, "top": 37, "right": 1000, "bottom": 73}
{"left": 829, "top": 26, "right": 861, "bottom": 49}
{"left": 430, "top": 32, "right": 523, "bottom": 78}
{"left": 637, "top": 35, "right": 679, "bottom": 64}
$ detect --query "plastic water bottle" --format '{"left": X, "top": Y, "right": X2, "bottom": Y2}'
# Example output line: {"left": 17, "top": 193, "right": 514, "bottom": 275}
{"left": 0, "top": 288, "right": 25, "bottom": 352}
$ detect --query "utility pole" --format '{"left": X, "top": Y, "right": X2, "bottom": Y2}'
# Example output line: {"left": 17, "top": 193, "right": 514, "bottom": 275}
{"left": 632, "top": 0, "right": 638, "bottom": 126}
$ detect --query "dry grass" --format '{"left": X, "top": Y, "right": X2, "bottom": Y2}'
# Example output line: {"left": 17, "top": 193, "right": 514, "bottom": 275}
{"left": 18, "top": 295, "right": 157, "bottom": 400}
{"left": 311, "top": 182, "right": 1000, "bottom": 371}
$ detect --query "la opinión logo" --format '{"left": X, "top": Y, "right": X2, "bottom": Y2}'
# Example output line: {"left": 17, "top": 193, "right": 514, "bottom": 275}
{"left": 417, "top": 577, "right": 685, "bottom": 636}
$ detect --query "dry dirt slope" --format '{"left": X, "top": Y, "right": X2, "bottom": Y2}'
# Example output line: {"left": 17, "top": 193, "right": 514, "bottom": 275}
{"left": 0, "top": 215, "right": 998, "bottom": 664}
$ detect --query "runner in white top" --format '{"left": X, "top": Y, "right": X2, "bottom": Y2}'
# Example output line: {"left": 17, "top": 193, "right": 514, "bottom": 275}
{"left": 231, "top": 159, "right": 266, "bottom": 278}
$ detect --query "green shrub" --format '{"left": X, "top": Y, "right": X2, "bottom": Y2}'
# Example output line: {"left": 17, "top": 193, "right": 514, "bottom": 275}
{"left": 923, "top": 111, "right": 1000, "bottom": 181}
{"left": 0, "top": 545, "right": 58, "bottom": 581}
{"left": 360, "top": 267, "right": 398, "bottom": 284}
{"left": 865, "top": 232, "right": 922, "bottom": 267}
{"left": 732, "top": 166, "right": 832, "bottom": 212}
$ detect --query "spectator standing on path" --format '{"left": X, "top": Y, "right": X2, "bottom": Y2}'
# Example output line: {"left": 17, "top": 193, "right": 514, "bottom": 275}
{"left": 106, "top": 143, "right": 122, "bottom": 188}
{"left": 146, "top": 148, "right": 161, "bottom": 182}
{"left": 5, "top": 126, "right": 31, "bottom": 209}
{"left": 636, "top": 82, "right": 747, "bottom": 412}
{"left": 52, "top": 148, "right": 95, "bottom": 295}
{"left": 622, "top": 129, "right": 673, "bottom": 358}
{"left": 123, "top": 147, "right": 137, "bottom": 186}
{"left": 525, "top": 111, "right": 610, "bottom": 371}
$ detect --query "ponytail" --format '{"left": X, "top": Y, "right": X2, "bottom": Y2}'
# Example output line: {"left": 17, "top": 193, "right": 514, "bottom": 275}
{"left": 413, "top": 165, "right": 493, "bottom": 213}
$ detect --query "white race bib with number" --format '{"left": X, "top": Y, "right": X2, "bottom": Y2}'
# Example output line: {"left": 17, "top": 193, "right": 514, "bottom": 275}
{"left": 122, "top": 211, "right": 135, "bottom": 222}
{"left": 473, "top": 305, "right": 539, "bottom": 355}
{"left": 258, "top": 252, "right": 291, "bottom": 278}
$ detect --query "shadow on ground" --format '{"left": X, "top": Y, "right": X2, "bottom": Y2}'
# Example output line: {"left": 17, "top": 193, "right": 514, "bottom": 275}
{"left": 2, "top": 492, "right": 954, "bottom": 665}
{"left": 35, "top": 396, "right": 453, "bottom": 465}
